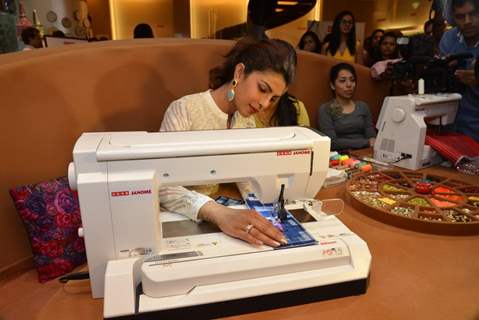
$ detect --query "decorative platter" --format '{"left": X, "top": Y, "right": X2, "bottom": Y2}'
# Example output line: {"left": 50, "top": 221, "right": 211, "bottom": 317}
{"left": 61, "top": 17, "right": 72, "bottom": 28}
{"left": 46, "top": 10, "right": 57, "bottom": 23}
{"left": 346, "top": 169, "right": 479, "bottom": 235}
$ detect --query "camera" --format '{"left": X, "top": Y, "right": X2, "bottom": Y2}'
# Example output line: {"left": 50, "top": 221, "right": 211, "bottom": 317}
{"left": 391, "top": 50, "right": 473, "bottom": 93}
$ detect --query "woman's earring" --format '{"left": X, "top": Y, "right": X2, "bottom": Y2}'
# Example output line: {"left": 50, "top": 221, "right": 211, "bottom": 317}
{"left": 227, "top": 79, "right": 237, "bottom": 102}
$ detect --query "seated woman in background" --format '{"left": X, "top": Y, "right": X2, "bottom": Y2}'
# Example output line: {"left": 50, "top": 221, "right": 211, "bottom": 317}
{"left": 322, "top": 11, "right": 362, "bottom": 64}
{"left": 363, "top": 29, "right": 384, "bottom": 67}
{"left": 298, "top": 31, "right": 322, "bottom": 54}
{"left": 318, "top": 63, "right": 376, "bottom": 151}
{"left": 160, "top": 38, "right": 296, "bottom": 247}
{"left": 369, "top": 32, "right": 400, "bottom": 65}
{"left": 133, "top": 23, "right": 154, "bottom": 38}
{"left": 369, "top": 32, "right": 401, "bottom": 80}
{"left": 254, "top": 93, "right": 310, "bottom": 127}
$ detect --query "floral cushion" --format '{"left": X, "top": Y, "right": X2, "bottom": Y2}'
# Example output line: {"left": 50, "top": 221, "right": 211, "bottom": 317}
{"left": 9, "top": 176, "right": 86, "bottom": 282}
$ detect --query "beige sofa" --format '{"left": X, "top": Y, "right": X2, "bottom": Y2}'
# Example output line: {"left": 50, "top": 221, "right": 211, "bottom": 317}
{"left": 0, "top": 38, "right": 389, "bottom": 278}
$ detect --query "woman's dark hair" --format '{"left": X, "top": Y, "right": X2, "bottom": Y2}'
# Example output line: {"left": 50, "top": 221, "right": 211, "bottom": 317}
{"left": 370, "top": 31, "right": 399, "bottom": 65}
{"left": 447, "top": 0, "right": 479, "bottom": 24}
{"left": 451, "top": 0, "right": 479, "bottom": 10}
{"left": 329, "top": 62, "right": 357, "bottom": 87}
{"left": 424, "top": 19, "right": 434, "bottom": 33}
{"left": 270, "top": 93, "right": 299, "bottom": 126}
{"left": 298, "top": 31, "right": 322, "bottom": 53}
{"left": 21, "top": 27, "right": 39, "bottom": 44}
{"left": 52, "top": 30, "right": 66, "bottom": 38}
{"left": 209, "top": 38, "right": 297, "bottom": 89}
{"left": 329, "top": 63, "right": 357, "bottom": 117}
{"left": 371, "top": 29, "right": 385, "bottom": 39}
{"left": 364, "top": 29, "right": 385, "bottom": 64}
{"left": 133, "top": 23, "right": 154, "bottom": 38}
{"left": 327, "top": 11, "right": 356, "bottom": 56}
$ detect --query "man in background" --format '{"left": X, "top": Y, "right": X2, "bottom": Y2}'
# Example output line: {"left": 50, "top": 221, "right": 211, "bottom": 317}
{"left": 439, "top": 0, "right": 479, "bottom": 141}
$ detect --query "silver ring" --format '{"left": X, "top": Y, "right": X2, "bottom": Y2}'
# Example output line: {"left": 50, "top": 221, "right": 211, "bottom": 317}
{"left": 245, "top": 224, "right": 253, "bottom": 234}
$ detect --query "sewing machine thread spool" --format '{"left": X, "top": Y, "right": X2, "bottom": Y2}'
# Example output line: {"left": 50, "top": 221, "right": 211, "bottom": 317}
{"left": 418, "top": 78, "right": 425, "bottom": 95}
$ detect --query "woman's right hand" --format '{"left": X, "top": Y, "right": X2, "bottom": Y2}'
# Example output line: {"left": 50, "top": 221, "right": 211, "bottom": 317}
{"left": 198, "top": 201, "right": 287, "bottom": 248}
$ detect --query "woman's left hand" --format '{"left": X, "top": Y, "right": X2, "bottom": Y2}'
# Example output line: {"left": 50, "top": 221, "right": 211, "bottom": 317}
{"left": 198, "top": 201, "right": 287, "bottom": 248}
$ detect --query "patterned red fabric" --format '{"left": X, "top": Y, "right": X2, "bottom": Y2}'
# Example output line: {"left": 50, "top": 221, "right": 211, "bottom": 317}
{"left": 426, "top": 132, "right": 479, "bottom": 165}
{"left": 9, "top": 177, "right": 86, "bottom": 282}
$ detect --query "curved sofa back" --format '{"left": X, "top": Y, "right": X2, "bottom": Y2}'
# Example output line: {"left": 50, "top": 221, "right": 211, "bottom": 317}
{"left": 0, "top": 38, "right": 388, "bottom": 274}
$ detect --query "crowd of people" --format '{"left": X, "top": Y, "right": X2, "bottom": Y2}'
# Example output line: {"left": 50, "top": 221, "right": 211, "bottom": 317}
{"left": 16, "top": 1, "right": 478, "bottom": 246}
{"left": 160, "top": 0, "right": 478, "bottom": 246}
{"left": 296, "top": 0, "right": 478, "bottom": 143}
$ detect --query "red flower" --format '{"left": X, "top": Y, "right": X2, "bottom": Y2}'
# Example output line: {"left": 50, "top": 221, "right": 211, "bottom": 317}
{"left": 55, "top": 213, "right": 73, "bottom": 228}
{"left": 54, "top": 189, "right": 77, "bottom": 214}
{"left": 11, "top": 188, "right": 30, "bottom": 200}
{"left": 52, "top": 257, "right": 73, "bottom": 271}
{"left": 20, "top": 209, "right": 39, "bottom": 221}
{"left": 73, "top": 238, "right": 85, "bottom": 252}
{"left": 39, "top": 240, "right": 64, "bottom": 257}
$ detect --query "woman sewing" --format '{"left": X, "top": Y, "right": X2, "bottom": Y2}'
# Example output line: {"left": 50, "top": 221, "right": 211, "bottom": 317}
{"left": 159, "top": 38, "right": 297, "bottom": 248}
{"left": 317, "top": 63, "right": 376, "bottom": 151}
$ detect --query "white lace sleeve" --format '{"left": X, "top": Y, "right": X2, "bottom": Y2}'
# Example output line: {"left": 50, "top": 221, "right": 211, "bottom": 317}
{"left": 236, "top": 181, "right": 254, "bottom": 200}
{"left": 158, "top": 98, "right": 213, "bottom": 221}
{"left": 160, "top": 99, "right": 191, "bottom": 132}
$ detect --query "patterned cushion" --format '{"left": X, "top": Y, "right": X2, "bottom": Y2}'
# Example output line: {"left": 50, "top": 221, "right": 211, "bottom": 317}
{"left": 9, "top": 177, "right": 86, "bottom": 282}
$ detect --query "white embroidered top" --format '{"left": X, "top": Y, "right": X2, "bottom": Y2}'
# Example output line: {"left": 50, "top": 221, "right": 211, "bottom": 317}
{"left": 159, "top": 90, "right": 255, "bottom": 221}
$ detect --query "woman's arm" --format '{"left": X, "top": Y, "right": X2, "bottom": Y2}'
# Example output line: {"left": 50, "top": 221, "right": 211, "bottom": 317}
{"left": 159, "top": 99, "right": 211, "bottom": 222}
{"left": 198, "top": 201, "right": 287, "bottom": 247}
{"left": 160, "top": 97, "right": 286, "bottom": 247}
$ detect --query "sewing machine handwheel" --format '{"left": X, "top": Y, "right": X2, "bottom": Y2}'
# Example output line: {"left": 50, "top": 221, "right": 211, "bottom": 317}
{"left": 392, "top": 108, "right": 406, "bottom": 123}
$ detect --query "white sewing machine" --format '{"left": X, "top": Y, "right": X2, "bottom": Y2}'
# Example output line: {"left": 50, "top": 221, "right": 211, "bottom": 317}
{"left": 374, "top": 93, "right": 461, "bottom": 170}
{"left": 68, "top": 127, "right": 371, "bottom": 319}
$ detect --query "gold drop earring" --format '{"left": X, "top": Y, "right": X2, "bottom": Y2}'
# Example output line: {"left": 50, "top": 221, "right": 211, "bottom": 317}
{"left": 227, "top": 79, "right": 237, "bottom": 102}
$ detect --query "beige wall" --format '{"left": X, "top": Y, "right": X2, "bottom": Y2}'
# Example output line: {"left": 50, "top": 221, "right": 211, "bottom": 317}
{"left": 88, "top": 0, "right": 112, "bottom": 39}
{"left": 109, "top": 0, "right": 175, "bottom": 39}
{"left": 58, "top": 0, "right": 435, "bottom": 42}
{"left": 190, "top": 0, "right": 248, "bottom": 39}
{"left": 267, "top": 3, "right": 321, "bottom": 49}
{"left": 173, "top": 0, "right": 190, "bottom": 37}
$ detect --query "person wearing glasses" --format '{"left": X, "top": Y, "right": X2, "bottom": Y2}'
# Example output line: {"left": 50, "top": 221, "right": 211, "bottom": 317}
{"left": 322, "top": 11, "right": 363, "bottom": 64}
{"left": 439, "top": 0, "right": 479, "bottom": 142}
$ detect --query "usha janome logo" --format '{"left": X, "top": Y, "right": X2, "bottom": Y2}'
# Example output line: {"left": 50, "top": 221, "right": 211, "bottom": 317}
{"left": 277, "top": 149, "right": 311, "bottom": 156}
{"left": 111, "top": 189, "right": 151, "bottom": 197}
